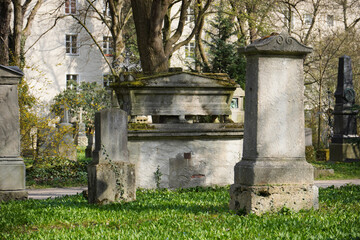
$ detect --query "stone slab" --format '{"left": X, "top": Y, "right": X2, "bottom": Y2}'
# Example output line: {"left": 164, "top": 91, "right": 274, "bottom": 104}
{"left": 0, "top": 85, "right": 21, "bottom": 157}
{"left": 234, "top": 159, "right": 314, "bottom": 185}
{"left": 87, "top": 162, "right": 136, "bottom": 204}
{"left": 229, "top": 184, "right": 318, "bottom": 215}
{"left": 0, "top": 161, "right": 25, "bottom": 190}
{"left": 92, "top": 109, "right": 128, "bottom": 164}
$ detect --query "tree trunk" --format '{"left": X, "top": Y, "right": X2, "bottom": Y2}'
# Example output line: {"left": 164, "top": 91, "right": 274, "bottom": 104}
{"left": 0, "top": 0, "right": 11, "bottom": 65}
{"left": 11, "top": 0, "right": 23, "bottom": 66}
{"left": 131, "top": 0, "right": 169, "bottom": 73}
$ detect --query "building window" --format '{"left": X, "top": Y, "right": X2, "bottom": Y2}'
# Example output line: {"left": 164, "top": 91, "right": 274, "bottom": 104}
{"left": 185, "top": 41, "right": 195, "bottom": 58}
{"left": 65, "top": 0, "right": 77, "bottom": 14}
{"left": 231, "top": 98, "right": 239, "bottom": 109}
{"left": 304, "top": 14, "right": 313, "bottom": 25}
{"left": 103, "top": 36, "right": 113, "bottom": 56}
{"left": 66, "top": 74, "right": 79, "bottom": 90}
{"left": 66, "top": 34, "right": 78, "bottom": 55}
{"left": 186, "top": 7, "right": 194, "bottom": 22}
{"left": 327, "top": 14, "right": 334, "bottom": 27}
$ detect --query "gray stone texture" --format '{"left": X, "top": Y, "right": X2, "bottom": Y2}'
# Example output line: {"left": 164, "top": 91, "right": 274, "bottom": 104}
{"left": 88, "top": 109, "right": 135, "bottom": 204}
{"left": 92, "top": 109, "right": 128, "bottom": 164}
{"left": 0, "top": 65, "right": 27, "bottom": 201}
{"left": 230, "top": 33, "right": 317, "bottom": 214}
{"left": 88, "top": 162, "right": 135, "bottom": 204}
{"left": 128, "top": 123, "right": 243, "bottom": 189}
{"left": 114, "top": 72, "right": 237, "bottom": 117}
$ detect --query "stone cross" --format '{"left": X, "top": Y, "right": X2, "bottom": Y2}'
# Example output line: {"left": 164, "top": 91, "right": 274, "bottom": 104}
{"left": 0, "top": 65, "right": 28, "bottom": 201}
{"left": 229, "top": 33, "right": 318, "bottom": 214}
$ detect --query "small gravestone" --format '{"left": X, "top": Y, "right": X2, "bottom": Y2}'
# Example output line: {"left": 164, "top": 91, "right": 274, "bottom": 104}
{"left": 229, "top": 33, "right": 318, "bottom": 214}
{"left": 57, "top": 108, "right": 77, "bottom": 161}
{"left": 87, "top": 109, "right": 136, "bottom": 204}
{"left": 0, "top": 65, "right": 28, "bottom": 201}
{"left": 330, "top": 56, "right": 360, "bottom": 162}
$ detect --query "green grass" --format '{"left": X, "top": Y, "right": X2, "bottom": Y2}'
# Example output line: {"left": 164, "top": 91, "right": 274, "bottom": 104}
{"left": 311, "top": 161, "right": 360, "bottom": 180}
{"left": 1, "top": 185, "right": 360, "bottom": 239}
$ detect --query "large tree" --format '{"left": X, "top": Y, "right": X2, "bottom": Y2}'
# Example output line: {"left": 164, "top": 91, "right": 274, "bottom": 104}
{"left": 0, "top": 0, "right": 12, "bottom": 65}
{"left": 131, "top": 0, "right": 213, "bottom": 73}
{"left": 10, "top": 0, "right": 43, "bottom": 67}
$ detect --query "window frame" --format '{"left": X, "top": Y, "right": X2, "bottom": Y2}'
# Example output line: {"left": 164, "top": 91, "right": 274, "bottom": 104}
{"left": 184, "top": 41, "right": 195, "bottom": 58}
{"left": 103, "top": 36, "right": 114, "bottom": 57}
{"left": 65, "top": 34, "right": 79, "bottom": 56}
{"left": 304, "top": 13, "right": 313, "bottom": 25}
{"left": 66, "top": 74, "right": 80, "bottom": 91}
{"left": 65, "top": 0, "right": 77, "bottom": 14}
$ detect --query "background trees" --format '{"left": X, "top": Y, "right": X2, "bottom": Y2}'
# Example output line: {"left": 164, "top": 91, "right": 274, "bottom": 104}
{"left": 130, "top": 0, "right": 213, "bottom": 73}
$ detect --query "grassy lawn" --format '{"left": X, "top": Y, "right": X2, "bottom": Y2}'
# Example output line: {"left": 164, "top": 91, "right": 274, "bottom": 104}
{"left": 1, "top": 185, "right": 360, "bottom": 239}
{"left": 311, "top": 161, "right": 360, "bottom": 180}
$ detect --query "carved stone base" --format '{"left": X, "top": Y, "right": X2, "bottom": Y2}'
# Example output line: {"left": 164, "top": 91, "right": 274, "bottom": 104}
{"left": 229, "top": 184, "right": 319, "bottom": 215}
{"left": 0, "top": 190, "right": 28, "bottom": 202}
{"left": 87, "top": 162, "right": 136, "bottom": 204}
{"left": 0, "top": 160, "right": 26, "bottom": 190}
{"left": 330, "top": 143, "right": 360, "bottom": 162}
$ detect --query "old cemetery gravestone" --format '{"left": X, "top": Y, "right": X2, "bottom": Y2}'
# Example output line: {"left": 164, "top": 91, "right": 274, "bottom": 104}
{"left": 229, "top": 33, "right": 318, "bottom": 214}
{"left": 112, "top": 72, "right": 243, "bottom": 189}
{"left": 330, "top": 56, "right": 360, "bottom": 162}
{"left": 88, "top": 108, "right": 136, "bottom": 204}
{"left": 0, "top": 65, "right": 28, "bottom": 201}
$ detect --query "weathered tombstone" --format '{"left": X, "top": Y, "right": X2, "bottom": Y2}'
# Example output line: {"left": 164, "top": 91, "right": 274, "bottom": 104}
{"left": 330, "top": 56, "right": 360, "bottom": 162}
{"left": 0, "top": 65, "right": 28, "bottom": 201}
{"left": 229, "top": 33, "right": 318, "bottom": 214}
{"left": 87, "top": 108, "right": 136, "bottom": 204}
{"left": 57, "top": 108, "right": 77, "bottom": 161}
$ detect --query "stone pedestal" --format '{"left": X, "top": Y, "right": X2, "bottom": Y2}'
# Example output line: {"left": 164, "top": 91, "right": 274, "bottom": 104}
{"left": 88, "top": 109, "right": 135, "bottom": 204}
{"left": 229, "top": 33, "right": 318, "bottom": 214}
{"left": 0, "top": 65, "right": 28, "bottom": 201}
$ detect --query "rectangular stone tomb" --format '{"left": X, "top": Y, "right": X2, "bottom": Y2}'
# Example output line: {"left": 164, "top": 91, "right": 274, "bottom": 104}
{"left": 113, "top": 72, "right": 237, "bottom": 117}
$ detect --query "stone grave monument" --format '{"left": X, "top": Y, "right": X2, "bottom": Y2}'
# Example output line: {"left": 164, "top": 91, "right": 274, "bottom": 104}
{"left": 57, "top": 107, "right": 77, "bottom": 161}
{"left": 330, "top": 56, "right": 360, "bottom": 162}
{"left": 229, "top": 33, "right": 318, "bottom": 214}
{"left": 0, "top": 65, "right": 28, "bottom": 201}
{"left": 87, "top": 108, "right": 136, "bottom": 204}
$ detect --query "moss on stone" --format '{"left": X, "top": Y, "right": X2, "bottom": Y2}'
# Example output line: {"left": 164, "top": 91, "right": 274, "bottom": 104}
{"left": 128, "top": 123, "right": 156, "bottom": 131}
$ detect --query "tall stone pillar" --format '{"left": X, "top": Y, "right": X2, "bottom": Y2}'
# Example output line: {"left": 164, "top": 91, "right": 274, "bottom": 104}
{"left": 229, "top": 33, "right": 318, "bottom": 214}
{"left": 88, "top": 109, "right": 136, "bottom": 204}
{"left": 0, "top": 65, "right": 28, "bottom": 201}
{"left": 330, "top": 56, "right": 360, "bottom": 162}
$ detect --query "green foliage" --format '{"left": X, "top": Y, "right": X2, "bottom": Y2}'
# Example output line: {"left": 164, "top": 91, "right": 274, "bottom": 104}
{"left": 154, "top": 165, "right": 163, "bottom": 189}
{"left": 1, "top": 186, "right": 360, "bottom": 239}
{"left": 203, "top": 5, "right": 246, "bottom": 88}
{"left": 51, "top": 82, "right": 111, "bottom": 129}
{"left": 305, "top": 146, "right": 316, "bottom": 162}
{"left": 25, "top": 148, "right": 91, "bottom": 188}
{"left": 311, "top": 161, "right": 360, "bottom": 180}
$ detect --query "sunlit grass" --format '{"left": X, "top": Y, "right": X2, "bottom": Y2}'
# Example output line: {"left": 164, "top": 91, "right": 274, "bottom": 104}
{"left": 1, "top": 185, "right": 360, "bottom": 239}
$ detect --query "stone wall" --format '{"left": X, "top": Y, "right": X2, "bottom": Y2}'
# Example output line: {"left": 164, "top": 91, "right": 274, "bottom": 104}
{"left": 128, "top": 124, "right": 243, "bottom": 189}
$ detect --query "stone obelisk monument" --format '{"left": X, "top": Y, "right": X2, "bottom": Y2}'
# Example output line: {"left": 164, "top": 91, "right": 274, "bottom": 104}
{"left": 229, "top": 33, "right": 318, "bottom": 214}
{"left": 0, "top": 65, "right": 28, "bottom": 201}
{"left": 330, "top": 56, "right": 360, "bottom": 162}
